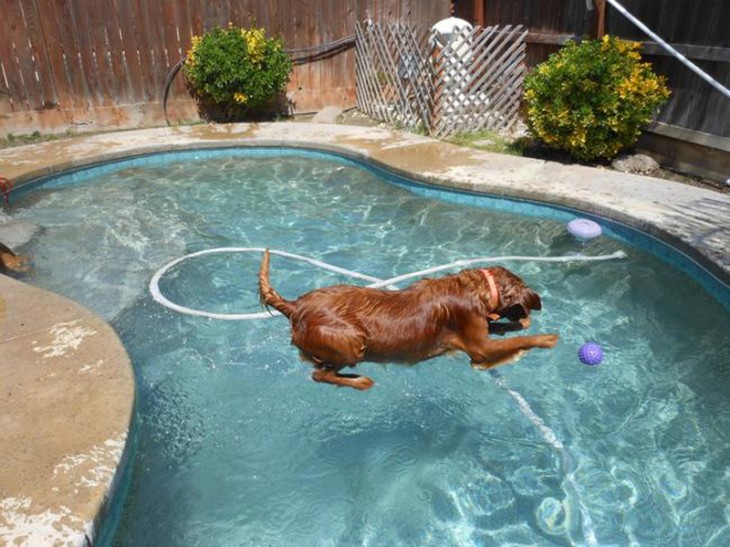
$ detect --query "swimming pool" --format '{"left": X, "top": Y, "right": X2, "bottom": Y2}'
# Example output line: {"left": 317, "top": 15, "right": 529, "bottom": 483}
{"left": 11, "top": 148, "right": 730, "bottom": 545}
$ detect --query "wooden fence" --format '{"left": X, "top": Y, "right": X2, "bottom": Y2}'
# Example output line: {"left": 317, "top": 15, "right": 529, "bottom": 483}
{"left": 3, "top": 1, "right": 726, "bottom": 178}
{"left": 456, "top": 0, "right": 730, "bottom": 179}
{"left": 0, "top": 0, "right": 448, "bottom": 135}
{"left": 456, "top": 0, "right": 730, "bottom": 140}
{"left": 356, "top": 22, "right": 526, "bottom": 137}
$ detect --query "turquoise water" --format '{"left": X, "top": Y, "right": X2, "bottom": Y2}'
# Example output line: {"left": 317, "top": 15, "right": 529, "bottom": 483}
{"left": 10, "top": 149, "right": 730, "bottom": 546}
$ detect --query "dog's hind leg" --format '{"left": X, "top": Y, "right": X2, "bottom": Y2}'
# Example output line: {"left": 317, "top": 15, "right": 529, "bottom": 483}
{"left": 292, "top": 322, "right": 373, "bottom": 390}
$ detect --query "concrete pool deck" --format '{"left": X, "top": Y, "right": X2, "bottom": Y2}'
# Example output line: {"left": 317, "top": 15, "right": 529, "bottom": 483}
{"left": 1, "top": 122, "right": 728, "bottom": 544}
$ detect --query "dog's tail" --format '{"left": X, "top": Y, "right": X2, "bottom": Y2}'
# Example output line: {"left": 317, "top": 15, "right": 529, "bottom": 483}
{"left": 258, "top": 248, "right": 296, "bottom": 318}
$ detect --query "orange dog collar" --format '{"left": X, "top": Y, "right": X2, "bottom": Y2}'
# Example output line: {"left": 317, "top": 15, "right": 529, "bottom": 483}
{"left": 479, "top": 269, "right": 499, "bottom": 311}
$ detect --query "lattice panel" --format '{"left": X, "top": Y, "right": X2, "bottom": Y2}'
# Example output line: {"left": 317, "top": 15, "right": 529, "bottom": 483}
{"left": 355, "top": 22, "right": 433, "bottom": 130}
{"left": 356, "top": 22, "right": 527, "bottom": 138}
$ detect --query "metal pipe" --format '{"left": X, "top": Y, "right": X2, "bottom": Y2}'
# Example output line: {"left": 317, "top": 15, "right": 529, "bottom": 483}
{"left": 605, "top": 0, "right": 730, "bottom": 99}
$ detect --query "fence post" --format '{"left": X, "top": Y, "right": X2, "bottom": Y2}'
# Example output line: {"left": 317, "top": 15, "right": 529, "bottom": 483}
{"left": 595, "top": 0, "right": 607, "bottom": 38}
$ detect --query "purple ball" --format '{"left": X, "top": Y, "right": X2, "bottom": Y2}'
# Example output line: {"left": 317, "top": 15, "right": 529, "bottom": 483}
{"left": 567, "top": 218, "right": 602, "bottom": 240}
{"left": 579, "top": 342, "right": 603, "bottom": 366}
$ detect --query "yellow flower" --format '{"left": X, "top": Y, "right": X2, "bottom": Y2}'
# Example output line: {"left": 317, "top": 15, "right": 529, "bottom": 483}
{"left": 233, "top": 92, "right": 248, "bottom": 104}
{"left": 185, "top": 35, "right": 202, "bottom": 66}
{"left": 242, "top": 27, "right": 267, "bottom": 65}
{"left": 569, "top": 127, "right": 587, "bottom": 147}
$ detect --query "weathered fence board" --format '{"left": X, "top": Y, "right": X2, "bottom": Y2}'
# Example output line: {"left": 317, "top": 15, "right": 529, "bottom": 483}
{"left": 356, "top": 21, "right": 527, "bottom": 137}
{"left": 1, "top": 1, "right": 31, "bottom": 109}
{"left": 20, "top": 0, "right": 57, "bottom": 109}
{"left": 456, "top": 0, "right": 730, "bottom": 139}
{"left": 606, "top": 0, "right": 730, "bottom": 138}
{"left": 0, "top": 0, "right": 449, "bottom": 133}
{"left": 453, "top": 0, "right": 729, "bottom": 179}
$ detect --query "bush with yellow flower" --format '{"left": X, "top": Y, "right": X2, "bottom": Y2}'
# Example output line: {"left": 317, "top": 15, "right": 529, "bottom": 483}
{"left": 183, "top": 24, "right": 292, "bottom": 121}
{"left": 523, "top": 35, "right": 670, "bottom": 162}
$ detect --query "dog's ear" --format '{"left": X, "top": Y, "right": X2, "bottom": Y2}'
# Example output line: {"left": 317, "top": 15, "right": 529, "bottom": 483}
{"left": 524, "top": 289, "right": 542, "bottom": 311}
{"left": 503, "top": 290, "right": 541, "bottom": 319}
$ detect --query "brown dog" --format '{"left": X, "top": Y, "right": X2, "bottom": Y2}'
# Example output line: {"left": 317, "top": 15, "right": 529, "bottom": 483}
{"left": 259, "top": 249, "right": 558, "bottom": 390}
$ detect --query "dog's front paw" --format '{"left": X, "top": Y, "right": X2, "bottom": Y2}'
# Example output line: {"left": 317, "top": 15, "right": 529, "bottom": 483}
{"left": 351, "top": 376, "right": 375, "bottom": 390}
{"left": 312, "top": 369, "right": 375, "bottom": 390}
{"left": 538, "top": 334, "right": 559, "bottom": 348}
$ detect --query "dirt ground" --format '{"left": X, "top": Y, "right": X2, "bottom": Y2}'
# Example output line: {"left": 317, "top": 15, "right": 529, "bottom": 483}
{"left": 643, "top": 163, "right": 728, "bottom": 194}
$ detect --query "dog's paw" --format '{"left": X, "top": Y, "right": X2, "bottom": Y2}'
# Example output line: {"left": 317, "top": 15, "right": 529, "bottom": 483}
{"left": 312, "top": 369, "right": 374, "bottom": 390}
{"left": 539, "top": 334, "right": 559, "bottom": 348}
{"left": 352, "top": 376, "right": 375, "bottom": 390}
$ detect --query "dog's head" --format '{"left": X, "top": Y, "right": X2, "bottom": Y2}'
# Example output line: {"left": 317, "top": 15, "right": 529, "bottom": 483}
{"left": 484, "top": 266, "right": 542, "bottom": 321}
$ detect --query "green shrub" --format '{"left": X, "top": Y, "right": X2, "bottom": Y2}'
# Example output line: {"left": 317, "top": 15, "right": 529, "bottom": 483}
{"left": 183, "top": 24, "right": 292, "bottom": 121}
{"left": 523, "top": 35, "right": 670, "bottom": 161}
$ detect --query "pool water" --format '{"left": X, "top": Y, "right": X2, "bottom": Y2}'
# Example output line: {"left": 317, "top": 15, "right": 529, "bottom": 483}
{"left": 10, "top": 149, "right": 730, "bottom": 546}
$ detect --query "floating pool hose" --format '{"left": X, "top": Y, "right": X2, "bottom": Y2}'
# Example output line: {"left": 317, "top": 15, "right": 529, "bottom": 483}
{"left": 149, "top": 246, "right": 627, "bottom": 320}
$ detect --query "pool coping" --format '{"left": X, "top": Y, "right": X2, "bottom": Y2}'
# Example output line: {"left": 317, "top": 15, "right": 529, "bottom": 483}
{"left": 0, "top": 122, "right": 728, "bottom": 544}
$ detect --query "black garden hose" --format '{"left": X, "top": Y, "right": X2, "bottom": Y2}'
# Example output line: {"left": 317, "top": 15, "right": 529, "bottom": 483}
{"left": 162, "top": 34, "right": 356, "bottom": 125}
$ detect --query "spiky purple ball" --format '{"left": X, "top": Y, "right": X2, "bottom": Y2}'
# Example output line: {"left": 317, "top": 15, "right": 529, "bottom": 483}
{"left": 579, "top": 342, "right": 603, "bottom": 366}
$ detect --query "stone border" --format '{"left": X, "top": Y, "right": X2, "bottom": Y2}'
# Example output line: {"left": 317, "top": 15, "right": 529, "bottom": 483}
{"left": 0, "top": 276, "right": 134, "bottom": 546}
{"left": 0, "top": 123, "right": 728, "bottom": 544}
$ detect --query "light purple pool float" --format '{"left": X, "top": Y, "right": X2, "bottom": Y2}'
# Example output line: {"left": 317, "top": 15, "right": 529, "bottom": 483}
{"left": 567, "top": 218, "right": 602, "bottom": 240}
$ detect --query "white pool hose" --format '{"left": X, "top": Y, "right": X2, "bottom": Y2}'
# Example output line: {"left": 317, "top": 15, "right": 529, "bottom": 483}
{"left": 149, "top": 247, "right": 627, "bottom": 320}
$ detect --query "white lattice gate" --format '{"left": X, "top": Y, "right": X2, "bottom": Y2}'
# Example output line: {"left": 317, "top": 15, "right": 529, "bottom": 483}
{"left": 355, "top": 22, "right": 527, "bottom": 137}
{"left": 354, "top": 23, "right": 433, "bottom": 130}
